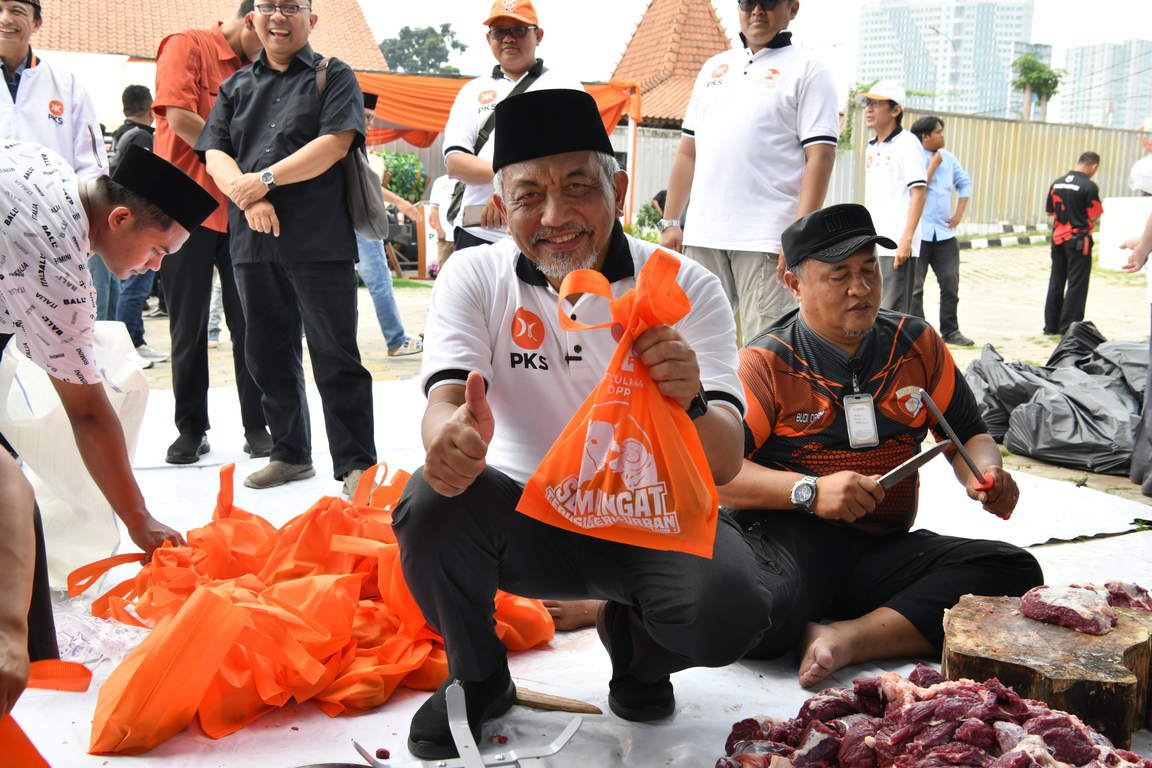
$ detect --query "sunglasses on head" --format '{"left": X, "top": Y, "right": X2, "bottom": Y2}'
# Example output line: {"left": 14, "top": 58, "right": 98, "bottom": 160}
{"left": 737, "top": 0, "right": 783, "bottom": 11}
{"left": 488, "top": 25, "right": 537, "bottom": 41}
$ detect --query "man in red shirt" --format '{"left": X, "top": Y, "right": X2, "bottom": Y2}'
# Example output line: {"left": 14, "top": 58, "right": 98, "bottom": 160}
{"left": 152, "top": 1, "right": 269, "bottom": 464}
{"left": 1044, "top": 152, "right": 1104, "bottom": 336}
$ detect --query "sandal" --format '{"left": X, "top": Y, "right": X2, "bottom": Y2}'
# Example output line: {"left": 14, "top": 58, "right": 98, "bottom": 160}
{"left": 387, "top": 335, "right": 423, "bottom": 357}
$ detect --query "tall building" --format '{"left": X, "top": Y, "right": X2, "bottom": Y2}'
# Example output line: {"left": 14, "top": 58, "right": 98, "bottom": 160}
{"left": 1008, "top": 42, "right": 1052, "bottom": 120}
{"left": 1060, "top": 40, "right": 1152, "bottom": 130}
{"left": 857, "top": 0, "right": 1034, "bottom": 117}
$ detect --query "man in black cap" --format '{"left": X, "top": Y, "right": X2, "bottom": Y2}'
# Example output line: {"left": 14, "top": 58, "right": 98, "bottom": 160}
{"left": 0, "top": 140, "right": 217, "bottom": 714}
{"left": 394, "top": 88, "right": 769, "bottom": 757}
{"left": 722, "top": 203, "right": 1042, "bottom": 688}
{"left": 198, "top": 0, "right": 378, "bottom": 498}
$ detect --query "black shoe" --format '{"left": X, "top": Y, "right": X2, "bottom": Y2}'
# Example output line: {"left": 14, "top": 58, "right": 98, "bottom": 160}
{"left": 407, "top": 661, "right": 516, "bottom": 759}
{"left": 941, "top": 331, "right": 975, "bottom": 347}
{"left": 596, "top": 601, "right": 675, "bottom": 722}
{"left": 166, "top": 434, "right": 209, "bottom": 465}
{"left": 243, "top": 429, "right": 273, "bottom": 459}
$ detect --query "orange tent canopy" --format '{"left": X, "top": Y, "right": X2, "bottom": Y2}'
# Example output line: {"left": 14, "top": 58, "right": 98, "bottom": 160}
{"left": 355, "top": 72, "right": 641, "bottom": 149}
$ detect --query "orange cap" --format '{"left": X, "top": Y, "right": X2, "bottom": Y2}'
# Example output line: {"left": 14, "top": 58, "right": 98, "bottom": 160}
{"left": 483, "top": 0, "right": 539, "bottom": 27}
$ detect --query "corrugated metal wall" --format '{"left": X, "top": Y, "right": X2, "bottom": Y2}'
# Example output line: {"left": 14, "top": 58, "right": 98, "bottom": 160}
{"left": 847, "top": 109, "right": 1151, "bottom": 229}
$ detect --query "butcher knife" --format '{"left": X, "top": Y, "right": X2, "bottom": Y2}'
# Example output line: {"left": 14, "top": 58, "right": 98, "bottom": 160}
{"left": 916, "top": 388, "right": 994, "bottom": 491}
{"left": 879, "top": 439, "right": 953, "bottom": 489}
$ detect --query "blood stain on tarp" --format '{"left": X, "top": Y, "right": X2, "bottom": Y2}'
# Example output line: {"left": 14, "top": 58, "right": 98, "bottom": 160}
{"left": 376, "top": 748, "right": 391, "bottom": 759}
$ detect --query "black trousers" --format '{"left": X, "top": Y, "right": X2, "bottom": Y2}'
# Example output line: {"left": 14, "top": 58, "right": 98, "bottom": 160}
{"left": 28, "top": 503, "right": 58, "bottom": 661}
{"left": 232, "top": 260, "right": 376, "bottom": 480}
{"left": 735, "top": 509, "right": 1044, "bottom": 658}
{"left": 392, "top": 466, "right": 773, "bottom": 683}
{"left": 453, "top": 227, "right": 495, "bottom": 251}
{"left": 1044, "top": 238, "right": 1093, "bottom": 335}
{"left": 911, "top": 237, "right": 962, "bottom": 338}
{"left": 160, "top": 227, "right": 265, "bottom": 437}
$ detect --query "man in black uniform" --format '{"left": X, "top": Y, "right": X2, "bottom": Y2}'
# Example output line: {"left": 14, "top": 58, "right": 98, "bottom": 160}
{"left": 198, "top": 0, "right": 377, "bottom": 497}
{"left": 725, "top": 203, "right": 1043, "bottom": 687}
{"left": 1044, "top": 152, "right": 1103, "bottom": 336}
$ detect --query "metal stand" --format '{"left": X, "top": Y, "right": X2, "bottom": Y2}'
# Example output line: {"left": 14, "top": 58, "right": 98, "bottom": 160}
{"left": 347, "top": 682, "right": 582, "bottom": 768}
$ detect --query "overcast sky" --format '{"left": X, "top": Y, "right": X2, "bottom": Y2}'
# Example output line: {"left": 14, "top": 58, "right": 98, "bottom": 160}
{"left": 355, "top": 0, "right": 1147, "bottom": 98}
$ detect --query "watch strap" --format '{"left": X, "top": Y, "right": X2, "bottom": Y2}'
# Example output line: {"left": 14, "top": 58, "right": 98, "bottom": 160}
{"left": 686, "top": 386, "right": 708, "bottom": 421}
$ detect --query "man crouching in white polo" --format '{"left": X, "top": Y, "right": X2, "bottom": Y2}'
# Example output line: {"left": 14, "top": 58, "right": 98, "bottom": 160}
{"left": 392, "top": 88, "right": 771, "bottom": 759}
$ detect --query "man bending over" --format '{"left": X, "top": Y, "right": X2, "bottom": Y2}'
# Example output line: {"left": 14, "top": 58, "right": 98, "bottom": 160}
{"left": 722, "top": 203, "right": 1043, "bottom": 687}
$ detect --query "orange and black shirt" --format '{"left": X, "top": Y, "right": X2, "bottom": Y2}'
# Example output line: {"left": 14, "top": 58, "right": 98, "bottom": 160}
{"left": 1046, "top": 170, "right": 1103, "bottom": 247}
{"left": 739, "top": 310, "right": 985, "bottom": 535}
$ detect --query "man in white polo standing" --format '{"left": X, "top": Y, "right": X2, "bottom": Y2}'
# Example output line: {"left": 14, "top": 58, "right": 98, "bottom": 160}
{"left": 659, "top": 0, "right": 839, "bottom": 343}
{"left": 442, "top": 0, "right": 583, "bottom": 250}
{"left": 857, "top": 79, "right": 927, "bottom": 313}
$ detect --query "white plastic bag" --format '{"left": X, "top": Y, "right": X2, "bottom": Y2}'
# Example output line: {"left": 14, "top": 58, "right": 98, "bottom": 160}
{"left": 0, "top": 321, "right": 149, "bottom": 587}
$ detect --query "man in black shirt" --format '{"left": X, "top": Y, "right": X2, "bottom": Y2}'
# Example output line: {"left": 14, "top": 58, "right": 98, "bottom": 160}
{"left": 198, "top": 1, "right": 376, "bottom": 497}
{"left": 727, "top": 204, "right": 1042, "bottom": 688}
{"left": 1044, "top": 152, "right": 1103, "bottom": 336}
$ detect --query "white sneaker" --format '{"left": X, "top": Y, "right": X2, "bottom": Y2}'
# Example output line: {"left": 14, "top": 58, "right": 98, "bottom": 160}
{"left": 137, "top": 353, "right": 155, "bottom": 370}
{"left": 135, "top": 343, "right": 170, "bottom": 362}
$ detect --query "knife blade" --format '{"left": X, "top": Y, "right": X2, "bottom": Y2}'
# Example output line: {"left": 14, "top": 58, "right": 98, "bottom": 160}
{"left": 879, "top": 439, "right": 953, "bottom": 489}
{"left": 916, "top": 388, "right": 994, "bottom": 491}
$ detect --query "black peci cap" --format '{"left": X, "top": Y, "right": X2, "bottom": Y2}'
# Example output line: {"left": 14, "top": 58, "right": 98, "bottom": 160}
{"left": 111, "top": 144, "right": 218, "bottom": 234}
{"left": 783, "top": 204, "right": 898, "bottom": 271}
{"left": 492, "top": 89, "right": 615, "bottom": 173}
{"left": 363, "top": 92, "right": 378, "bottom": 111}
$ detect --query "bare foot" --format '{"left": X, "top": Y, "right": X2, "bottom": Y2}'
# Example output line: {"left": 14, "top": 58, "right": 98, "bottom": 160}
{"left": 797, "top": 621, "right": 855, "bottom": 688}
{"left": 541, "top": 599, "right": 602, "bottom": 632}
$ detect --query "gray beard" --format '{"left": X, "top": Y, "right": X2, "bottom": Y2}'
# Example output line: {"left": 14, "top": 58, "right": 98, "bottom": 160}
{"left": 532, "top": 250, "right": 600, "bottom": 280}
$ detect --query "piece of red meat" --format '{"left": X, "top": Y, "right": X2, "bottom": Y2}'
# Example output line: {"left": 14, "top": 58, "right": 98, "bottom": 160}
{"left": 875, "top": 723, "right": 905, "bottom": 768}
{"left": 955, "top": 719, "right": 998, "bottom": 751}
{"left": 914, "top": 721, "right": 962, "bottom": 750}
{"left": 1020, "top": 585, "right": 1116, "bottom": 635}
{"left": 800, "top": 689, "right": 862, "bottom": 723}
{"left": 727, "top": 718, "right": 776, "bottom": 755}
{"left": 733, "top": 741, "right": 796, "bottom": 759}
{"left": 934, "top": 692, "right": 986, "bottom": 722}
{"left": 1024, "top": 714, "right": 1100, "bottom": 766}
{"left": 994, "top": 721, "right": 1027, "bottom": 753}
{"left": 921, "top": 741, "right": 993, "bottom": 768}
{"left": 717, "top": 759, "right": 742, "bottom": 768}
{"left": 990, "top": 749, "right": 1039, "bottom": 768}
{"left": 908, "top": 664, "right": 947, "bottom": 688}
{"left": 889, "top": 700, "right": 940, "bottom": 743}
{"left": 770, "top": 720, "right": 806, "bottom": 749}
{"left": 838, "top": 717, "right": 881, "bottom": 768}
{"left": 793, "top": 720, "right": 843, "bottom": 768}
{"left": 852, "top": 676, "right": 888, "bottom": 718}
{"left": 1104, "top": 581, "right": 1152, "bottom": 611}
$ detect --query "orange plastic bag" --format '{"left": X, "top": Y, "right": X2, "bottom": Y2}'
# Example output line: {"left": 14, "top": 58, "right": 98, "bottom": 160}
{"left": 517, "top": 250, "right": 720, "bottom": 558}
{"left": 0, "top": 661, "right": 93, "bottom": 768}
{"left": 0, "top": 715, "right": 50, "bottom": 768}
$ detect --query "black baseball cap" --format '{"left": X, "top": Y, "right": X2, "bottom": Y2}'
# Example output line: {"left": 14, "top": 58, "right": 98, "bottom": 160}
{"left": 783, "top": 204, "right": 897, "bottom": 271}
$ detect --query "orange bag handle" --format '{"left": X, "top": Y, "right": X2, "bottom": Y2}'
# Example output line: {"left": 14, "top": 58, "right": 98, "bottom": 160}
{"left": 556, "top": 270, "right": 616, "bottom": 332}
{"left": 556, "top": 249, "right": 691, "bottom": 333}
{"left": 0, "top": 714, "right": 50, "bottom": 768}
{"left": 353, "top": 463, "right": 387, "bottom": 507}
{"left": 67, "top": 553, "right": 145, "bottom": 597}
{"left": 215, "top": 463, "right": 236, "bottom": 518}
{"left": 28, "top": 660, "right": 92, "bottom": 692}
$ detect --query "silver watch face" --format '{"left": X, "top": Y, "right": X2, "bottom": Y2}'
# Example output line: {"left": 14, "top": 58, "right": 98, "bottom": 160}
{"left": 261, "top": 171, "right": 274, "bottom": 185}
{"left": 794, "top": 481, "right": 815, "bottom": 506}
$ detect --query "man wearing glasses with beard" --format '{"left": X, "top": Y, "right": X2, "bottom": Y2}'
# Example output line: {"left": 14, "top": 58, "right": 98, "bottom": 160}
{"left": 441, "top": 0, "right": 583, "bottom": 250}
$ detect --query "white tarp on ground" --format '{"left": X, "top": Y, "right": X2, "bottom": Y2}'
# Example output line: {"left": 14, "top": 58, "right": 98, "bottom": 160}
{"left": 11, "top": 380, "right": 1152, "bottom": 765}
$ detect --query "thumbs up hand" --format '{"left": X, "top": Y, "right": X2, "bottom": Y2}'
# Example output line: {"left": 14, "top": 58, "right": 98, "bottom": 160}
{"left": 425, "top": 372, "right": 495, "bottom": 497}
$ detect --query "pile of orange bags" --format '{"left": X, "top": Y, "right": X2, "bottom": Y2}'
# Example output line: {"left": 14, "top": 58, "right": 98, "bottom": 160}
{"left": 68, "top": 464, "right": 555, "bottom": 756}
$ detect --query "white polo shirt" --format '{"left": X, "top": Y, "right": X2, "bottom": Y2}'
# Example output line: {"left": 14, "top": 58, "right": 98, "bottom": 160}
{"left": 420, "top": 223, "right": 745, "bottom": 486}
{"left": 427, "top": 173, "right": 456, "bottom": 240}
{"left": 864, "top": 126, "right": 927, "bottom": 258}
{"left": 681, "top": 33, "right": 840, "bottom": 254}
{"left": 0, "top": 141, "right": 99, "bottom": 385}
{"left": 442, "top": 60, "right": 584, "bottom": 244}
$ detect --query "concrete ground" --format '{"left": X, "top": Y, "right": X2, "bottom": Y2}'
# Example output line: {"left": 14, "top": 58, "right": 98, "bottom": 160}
{"left": 135, "top": 243, "right": 1152, "bottom": 508}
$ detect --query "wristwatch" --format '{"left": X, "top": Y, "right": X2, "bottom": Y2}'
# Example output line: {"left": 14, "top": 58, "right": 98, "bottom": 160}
{"left": 685, "top": 386, "right": 709, "bottom": 421}
{"left": 790, "top": 476, "right": 819, "bottom": 513}
{"left": 657, "top": 219, "right": 681, "bottom": 233}
{"left": 259, "top": 168, "right": 276, "bottom": 190}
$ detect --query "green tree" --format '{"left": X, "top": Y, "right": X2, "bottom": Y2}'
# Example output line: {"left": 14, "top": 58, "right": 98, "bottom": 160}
{"left": 1012, "top": 54, "right": 1064, "bottom": 122}
{"left": 379, "top": 24, "right": 467, "bottom": 75}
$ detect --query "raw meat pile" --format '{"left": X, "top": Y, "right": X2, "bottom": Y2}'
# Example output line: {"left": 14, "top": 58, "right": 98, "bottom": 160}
{"left": 714, "top": 666, "right": 1152, "bottom": 768}
{"left": 1020, "top": 582, "right": 1152, "bottom": 635}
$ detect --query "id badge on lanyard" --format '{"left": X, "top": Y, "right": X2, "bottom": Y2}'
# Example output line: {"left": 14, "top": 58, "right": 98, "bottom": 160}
{"left": 844, "top": 357, "right": 879, "bottom": 449}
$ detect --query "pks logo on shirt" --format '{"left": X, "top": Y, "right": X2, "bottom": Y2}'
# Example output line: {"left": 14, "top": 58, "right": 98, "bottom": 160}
{"left": 711, "top": 64, "right": 729, "bottom": 79}
{"left": 758, "top": 69, "right": 781, "bottom": 88}
{"left": 478, "top": 90, "right": 498, "bottom": 105}
{"left": 48, "top": 101, "right": 64, "bottom": 125}
{"left": 511, "top": 307, "right": 545, "bottom": 350}
{"left": 896, "top": 386, "right": 923, "bottom": 417}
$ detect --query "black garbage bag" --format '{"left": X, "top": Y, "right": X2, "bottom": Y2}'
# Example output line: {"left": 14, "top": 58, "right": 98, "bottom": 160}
{"left": 1046, "top": 320, "right": 1108, "bottom": 368}
{"left": 964, "top": 346, "right": 1014, "bottom": 440}
{"left": 1004, "top": 366, "right": 1141, "bottom": 476}
{"left": 1092, "top": 342, "right": 1149, "bottom": 400}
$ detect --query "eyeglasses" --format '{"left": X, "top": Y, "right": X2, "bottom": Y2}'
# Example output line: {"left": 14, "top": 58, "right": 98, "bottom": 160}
{"left": 737, "top": 0, "right": 783, "bottom": 11}
{"left": 864, "top": 99, "right": 893, "bottom": 108}
{"left": 254, "top": 3, "right": 311, "bottom": 16}
{"left": 488, "top": 26, "right": 537, "bottom": 41}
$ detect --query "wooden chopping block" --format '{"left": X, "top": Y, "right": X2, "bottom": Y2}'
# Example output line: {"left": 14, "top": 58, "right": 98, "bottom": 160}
{"left": 942, "top": 594, "right": 1152, "bottom": 749}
